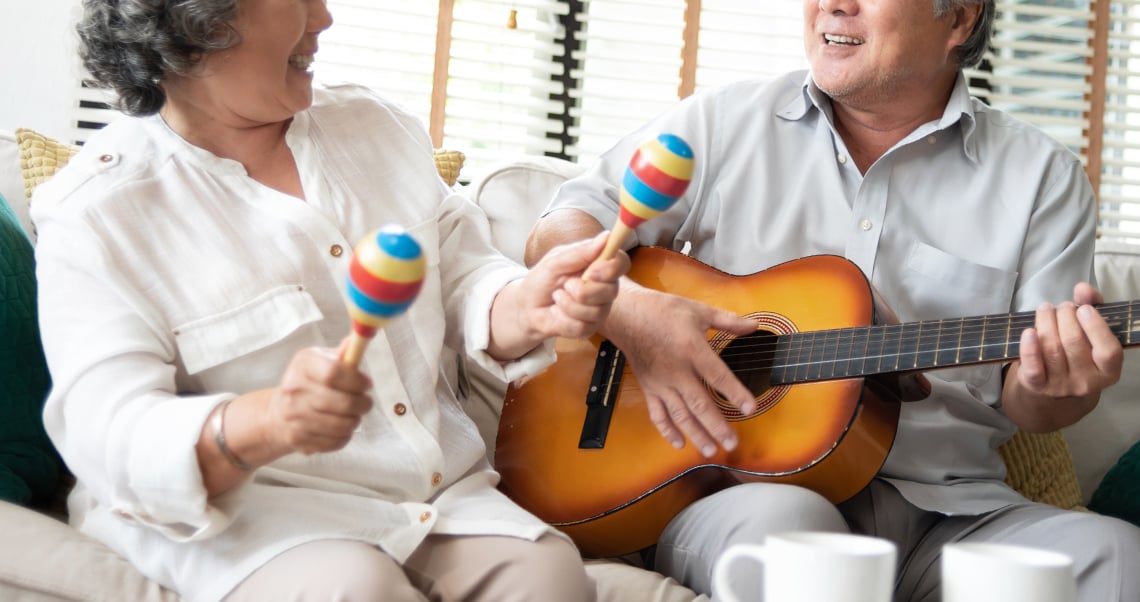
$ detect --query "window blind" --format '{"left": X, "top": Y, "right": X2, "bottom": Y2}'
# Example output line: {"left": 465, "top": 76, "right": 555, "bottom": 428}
{"left": 1095, "top": 0, "right": 1140, "bottom": 242}
{"left": 568, "top": 0, "right": 808, "bottom": 164}
{"left": 966, "top": 2, "right": 1093, "bottom": 155}
{"left": 65, "top": 1, "right": 1140, "bottom": 239}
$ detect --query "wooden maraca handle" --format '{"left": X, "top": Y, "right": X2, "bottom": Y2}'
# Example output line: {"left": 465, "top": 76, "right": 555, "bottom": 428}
{"left": 341, "top": 331, "right": 371, "bottom": 367}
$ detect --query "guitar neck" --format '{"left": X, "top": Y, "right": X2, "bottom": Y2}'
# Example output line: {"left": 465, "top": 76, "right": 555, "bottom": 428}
{"left": 769, "top": 300, "right": 1140, "bottom": 385}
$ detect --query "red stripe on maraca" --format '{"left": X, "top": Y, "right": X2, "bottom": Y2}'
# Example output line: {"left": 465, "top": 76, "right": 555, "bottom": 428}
{"left": 353, "top": 323, "right": 378, "bottom": 338}
{"left": 349, "top": 257, "right": 423, "bottom": 304}
{"left": 629, "top": 148, "right": 691, "bottom": 198}
{"left": 619, "top": 206, "right": 648, "bottom": 229}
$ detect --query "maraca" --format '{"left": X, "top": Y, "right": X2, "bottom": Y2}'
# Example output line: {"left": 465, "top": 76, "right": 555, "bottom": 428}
{"left": 342, "top": 224, "right": 426, "bottom": 366}
{"left": 599, "top": 133, "right": 694, "bottom": 261}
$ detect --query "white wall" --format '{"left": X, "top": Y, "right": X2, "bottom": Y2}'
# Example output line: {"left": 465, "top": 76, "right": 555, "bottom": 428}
{"left": 0, "top": 2, "right": 84, "bottom": 140}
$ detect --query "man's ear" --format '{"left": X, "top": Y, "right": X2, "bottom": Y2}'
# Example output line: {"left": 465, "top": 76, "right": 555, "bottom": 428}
{"left": 950, "top": 2, "right": 984, "bottom": 43}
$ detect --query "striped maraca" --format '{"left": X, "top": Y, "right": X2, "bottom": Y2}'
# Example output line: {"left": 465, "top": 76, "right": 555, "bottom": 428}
{"left": 342, "top": 224, "right": 426, "bottom": 366}
{"left": 600, "top": 133, "right": 694, "bottom": 261}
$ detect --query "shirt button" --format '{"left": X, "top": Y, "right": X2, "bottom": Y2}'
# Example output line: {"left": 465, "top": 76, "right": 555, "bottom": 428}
{"left": 431, "top": 472, "right": 442, "bottom": 486}
{"left": 927, "top": 136, "right": 937, "bottom": 145}
{"left": 394, "top": 403, "right": 407, "bottom": 416}
{"left": 419, "top": 511, "right": 432, "bottom": 523}
{"left": 329, "top": 244, "right": 344, "bottom": 257}
{"left": 860, "top": 219, "right": 873, "bottom": 231}
{"left": 99, "top": 154, "right": 114, "bottom": 163}
{"left": 837, "top": 154, "right": 848, "bottom": 164}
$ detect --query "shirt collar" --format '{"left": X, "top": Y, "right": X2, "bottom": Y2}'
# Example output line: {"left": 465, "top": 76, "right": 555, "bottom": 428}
{"left": 778, "top": 70, "right": 980, "bottom": 164}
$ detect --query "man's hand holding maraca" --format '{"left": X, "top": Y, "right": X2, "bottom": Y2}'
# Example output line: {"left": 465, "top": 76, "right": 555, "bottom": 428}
{"left": 487, "top": 230, "right": 630, "bottom": 361}
{"left": 525, "top": 134, "right": 758, "bottom": 460}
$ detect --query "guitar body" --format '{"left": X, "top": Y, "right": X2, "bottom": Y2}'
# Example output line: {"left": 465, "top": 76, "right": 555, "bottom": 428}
{"left": 495, "top": 248, "right": 901, "bottom": 558}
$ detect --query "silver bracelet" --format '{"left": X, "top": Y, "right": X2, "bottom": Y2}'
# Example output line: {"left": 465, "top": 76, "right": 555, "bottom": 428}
{"left": 212, "top": 399, "right": 253, "bottom": 471}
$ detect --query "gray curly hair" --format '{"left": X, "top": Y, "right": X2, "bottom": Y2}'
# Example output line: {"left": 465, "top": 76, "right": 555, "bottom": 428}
{"left": 934, "top": 0, "right": 995, "bottom": 69}
{"left": 77, "top": 0, "right": 241, "bottom": 116}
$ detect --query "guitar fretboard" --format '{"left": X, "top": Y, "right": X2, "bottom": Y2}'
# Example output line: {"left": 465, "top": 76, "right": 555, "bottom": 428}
{"left": 767, "top": 300, "right": 1140, "bottom": 385}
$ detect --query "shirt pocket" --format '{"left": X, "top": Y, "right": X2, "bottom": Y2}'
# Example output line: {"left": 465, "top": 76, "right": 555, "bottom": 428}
{"left": 174, "top": 285, "right": 324, "bottom": 376}
{"left": 901, "top": 242, "right": 1017, "bottom": 393}
{"left": 904, "top": 241, "right": 1017, "bottom": 316}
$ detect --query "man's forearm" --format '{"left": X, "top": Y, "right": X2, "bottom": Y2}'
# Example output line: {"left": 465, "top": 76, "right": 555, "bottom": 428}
{"left": 524, "top": 209, "right": 604, "bottom": 267}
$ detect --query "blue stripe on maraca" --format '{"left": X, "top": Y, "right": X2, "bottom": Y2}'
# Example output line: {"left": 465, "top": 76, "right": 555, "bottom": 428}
{"left": 375, "top": 226, "right": 423, "bottom": 261}
{"left": 622, "top": 169, "right": 680, "bottom": 212}
{"left": 347, "top": 280, "right": 414, "bottom": 318}
{"left": 656, "top": 133, "right": 694, "bottom": 159}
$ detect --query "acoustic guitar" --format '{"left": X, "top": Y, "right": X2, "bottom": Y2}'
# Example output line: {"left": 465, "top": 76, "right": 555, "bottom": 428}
{"left": 494, "top": 246, "right": 1139, "bottom": 558}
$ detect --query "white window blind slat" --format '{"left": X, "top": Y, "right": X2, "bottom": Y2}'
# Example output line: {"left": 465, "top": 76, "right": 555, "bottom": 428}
{"left": 62, "top": 0, "right": 1140, "bottom": 240}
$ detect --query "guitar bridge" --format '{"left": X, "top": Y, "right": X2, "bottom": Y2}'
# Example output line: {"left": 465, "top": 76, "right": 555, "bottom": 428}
{"left": 579, "top": 339, "right": 624, "bottom": 449}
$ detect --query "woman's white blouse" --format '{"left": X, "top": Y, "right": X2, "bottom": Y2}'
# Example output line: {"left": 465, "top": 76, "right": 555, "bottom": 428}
{"left": 32, "top": 84, "right": 558, "bottom": 602}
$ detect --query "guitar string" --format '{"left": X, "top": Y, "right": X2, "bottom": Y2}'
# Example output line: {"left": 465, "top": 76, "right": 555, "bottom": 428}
{"left": 582, "top": 305, "right": 1140, "bottom": 398}
{"left": 665, "top": 304, "right": 1139, "bottom": 377}
{"left": 712, "top": 304, "right": 1137, "bottom": 358}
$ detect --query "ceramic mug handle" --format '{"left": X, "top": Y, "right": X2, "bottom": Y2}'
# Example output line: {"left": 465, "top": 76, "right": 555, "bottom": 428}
{"left": 712, "top": 544, "right": 768, "bottom": 602}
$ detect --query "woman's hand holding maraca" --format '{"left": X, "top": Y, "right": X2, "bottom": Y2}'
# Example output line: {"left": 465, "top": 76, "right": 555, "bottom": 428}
{"left": 487, "top": 231, "right": 629, "bottom": 361}
{"left": 198, "top": 343, "right": 374, "bottom": 495}
{"left": 264, "top": 344, "right": 375, "bottom": 455}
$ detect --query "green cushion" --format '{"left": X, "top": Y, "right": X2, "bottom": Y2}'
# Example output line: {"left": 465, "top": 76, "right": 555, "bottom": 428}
{"left": 0, "top": 192, "right": 60, "bottom": 505}
{"left": 1089, "top": 439, "right": 1140, "bottom": 527}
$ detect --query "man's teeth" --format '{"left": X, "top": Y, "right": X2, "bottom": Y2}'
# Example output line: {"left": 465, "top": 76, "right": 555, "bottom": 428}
{"left": 289, "top": 55, "right": 313, "bottom": 69}
{"left": 824, "top": 34, "right": 864, "bottom": 45}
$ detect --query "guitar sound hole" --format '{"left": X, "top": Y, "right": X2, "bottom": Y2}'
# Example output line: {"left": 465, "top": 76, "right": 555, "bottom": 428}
{"left": 718, "top": 330, "right": 777, "bottom": 399}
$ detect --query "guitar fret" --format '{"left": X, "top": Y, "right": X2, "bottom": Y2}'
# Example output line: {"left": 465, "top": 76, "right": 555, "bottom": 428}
{"left": 980, "top": 315, "right": 1005, "bottom": 361}
{"left": 793, "top": 332, "right": 809, "bottom": 383}
{"left": 1130, "top": 302, "right": 1135, "bottom": 346}
{"left": 808, "top": 331, "right": 823, "bottom": 381}
{"left": 959, "top": 317, "right": 983, "bottom": 363}
{"left": 834, "top": 328, "right": 852, "bottom": 376}
{"left": 772, "top": 333, "right": 793, "bottom": 384}
{"left": 888, "top": 323, "right": 903, "bottom": 373}
{"left": 819, "top": 330, "right": 838, "bottom": 380}
{"left": 915, "top": 320, "right": 937, "bottom": 369}
{"left": 935, "top": 318, "right": 963, "bottom": 367}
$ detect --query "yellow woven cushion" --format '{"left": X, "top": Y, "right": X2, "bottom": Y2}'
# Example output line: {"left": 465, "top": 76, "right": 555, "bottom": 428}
{"left": 19, "top": 128, "right": 463, "bottom": 192}
{"left": 15, "top": 129, "right": 79, "bottom": 200}
{"left": 433, "top": 148, "right": 465, "bottom": 187}
{"left": 999, "top": 429, "right": 1085, "bottom": 510}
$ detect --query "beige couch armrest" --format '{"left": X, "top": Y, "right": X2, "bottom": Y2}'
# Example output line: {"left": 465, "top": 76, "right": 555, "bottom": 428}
{"left": 0, "top": 501, "right": 180, "bottom": 601}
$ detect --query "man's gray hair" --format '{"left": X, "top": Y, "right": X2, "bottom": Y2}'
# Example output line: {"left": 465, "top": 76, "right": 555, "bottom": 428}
{"left": 934, "top": 0, "right": 995, "bottom": 68}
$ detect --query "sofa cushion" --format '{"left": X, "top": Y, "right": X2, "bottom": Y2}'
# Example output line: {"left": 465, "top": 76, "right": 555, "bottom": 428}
{"left": 1088, "top": 438, "right": 1140, "bottom": 527}
{"left": 1063, "top": 240, "right": 1140, "bottom": 502}
{"left": 15, "top": 129, "right": 78, "bottom": 205}
{"left": 457, "top": 156, "right": 589, "bottom": 459}
{"left": 0, "top": 192, "right": 60, "bottom": 506}
{"left": 0, "top": 131, "right": 32, "bottom": 239}
{"left": 0, "top": 501, "right": 179, "bottom": 601}
{"left": 1085, "top": 437, "right": 1140, "bottom": 526}
{"left": 998, "top": 430, "right": 1084, "bottom": 510}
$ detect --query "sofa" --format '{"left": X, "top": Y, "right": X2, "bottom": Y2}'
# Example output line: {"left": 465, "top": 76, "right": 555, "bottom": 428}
{"left": 1, "top": 128, "right": 1138, "bottom": 601}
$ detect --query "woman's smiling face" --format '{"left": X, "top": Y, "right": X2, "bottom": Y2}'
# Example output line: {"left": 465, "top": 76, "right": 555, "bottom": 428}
{"left": 173, "top": 0, "right": 334, "bottom": 127}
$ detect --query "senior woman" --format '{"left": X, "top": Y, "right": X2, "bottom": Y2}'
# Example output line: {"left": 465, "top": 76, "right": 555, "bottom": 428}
{"left": 32, "top": 1, "right": 625, "bottom": 600}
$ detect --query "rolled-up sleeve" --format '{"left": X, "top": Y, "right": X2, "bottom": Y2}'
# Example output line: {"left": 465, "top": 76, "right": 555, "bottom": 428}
{"left": 35, "top": 210, "right": 237, "bottom": 541}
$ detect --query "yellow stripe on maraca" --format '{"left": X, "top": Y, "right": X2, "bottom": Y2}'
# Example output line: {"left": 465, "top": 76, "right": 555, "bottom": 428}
{"left": 619, "top": 188, "right": 665, "bottom": 221}
{"left": 348, "top": 306, "right": 395, "bottom": 328}
{"left": 354, "top": 237, "right": 426, "bottom": 283}
{"left": 640, "top": 137, "right": 695, "bottom": 181}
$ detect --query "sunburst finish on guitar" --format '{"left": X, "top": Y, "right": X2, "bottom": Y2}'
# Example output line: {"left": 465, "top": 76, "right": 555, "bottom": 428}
{"left": 495, "top": 248, "right": 903, "bottom": 558}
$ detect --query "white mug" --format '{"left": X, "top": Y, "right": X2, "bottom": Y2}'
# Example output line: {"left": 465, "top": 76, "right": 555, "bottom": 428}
{"left": 711, "top": 531, "right": 897, "bottom": 602}
{"left": 942, "top": 542, "right": 1076, "bottom": 602}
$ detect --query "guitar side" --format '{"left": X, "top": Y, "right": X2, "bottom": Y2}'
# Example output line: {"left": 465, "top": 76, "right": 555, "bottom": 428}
{"left": 495, "top": 249, "right": 901, "bottom": 558}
